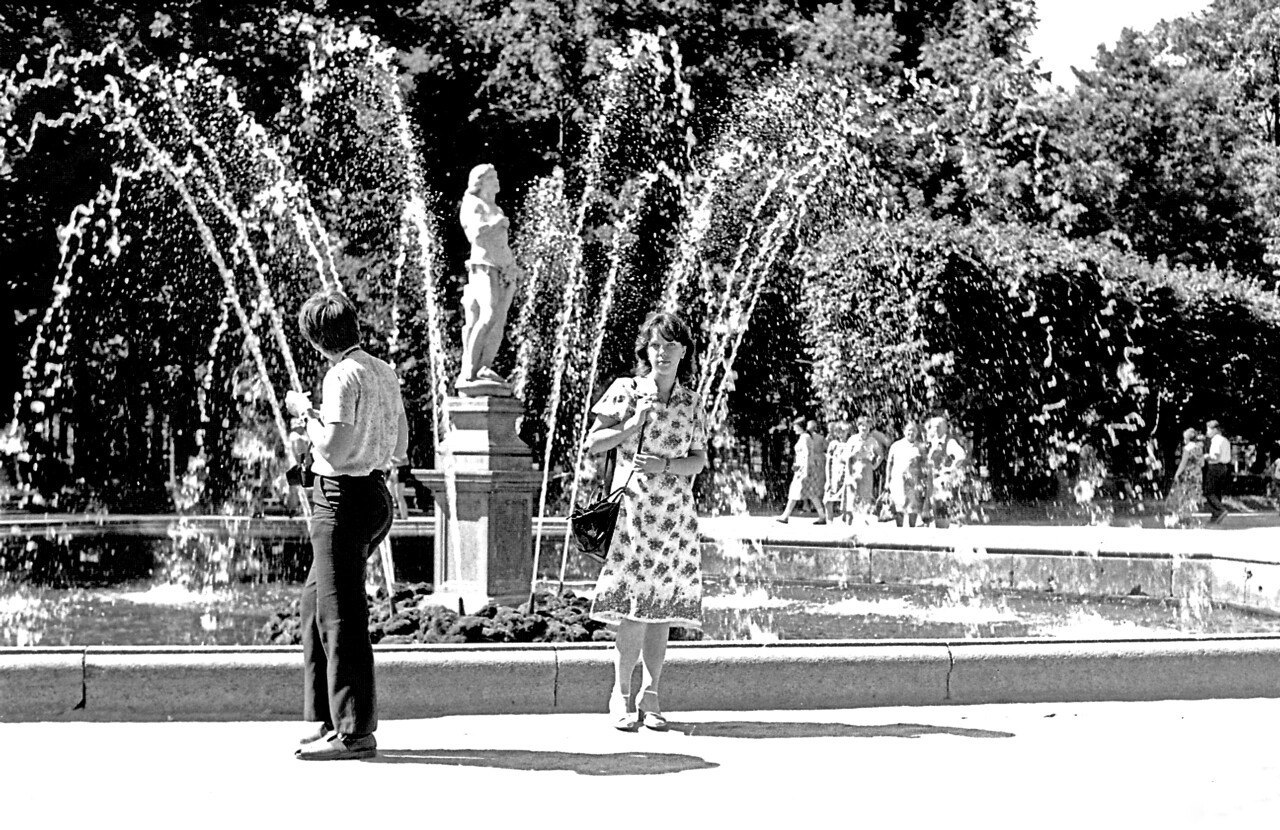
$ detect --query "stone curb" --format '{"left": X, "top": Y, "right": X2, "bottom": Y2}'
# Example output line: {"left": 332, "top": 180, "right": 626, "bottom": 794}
{"left": 4, "top": 637, "right": 1280, "bottom": 721}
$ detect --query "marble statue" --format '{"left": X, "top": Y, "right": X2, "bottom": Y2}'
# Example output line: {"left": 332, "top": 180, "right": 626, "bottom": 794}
{"left": 457, "top": 163, "right": 524, "bottom": 396}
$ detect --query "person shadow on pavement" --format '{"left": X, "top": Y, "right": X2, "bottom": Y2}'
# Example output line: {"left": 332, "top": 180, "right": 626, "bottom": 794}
{"left": 663, "top": 721, "right": 1014, "bottom": 739}
{"left": 368, "top": 749, "right": 718, "bottom": 776}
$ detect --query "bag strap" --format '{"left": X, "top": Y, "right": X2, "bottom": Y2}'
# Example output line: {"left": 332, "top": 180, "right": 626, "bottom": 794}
{"left": 603, "top": 424, "right": 646, "bottom": 498}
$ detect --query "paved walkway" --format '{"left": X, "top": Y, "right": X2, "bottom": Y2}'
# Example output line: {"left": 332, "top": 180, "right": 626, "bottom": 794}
{"left": 5, "top": 698, "right": 1278, "bottom": 827}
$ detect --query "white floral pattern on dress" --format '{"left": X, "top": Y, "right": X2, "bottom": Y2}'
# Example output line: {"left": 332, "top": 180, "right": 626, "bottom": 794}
{"left": 588, "top": 376, "right": 707, "bottom": 627}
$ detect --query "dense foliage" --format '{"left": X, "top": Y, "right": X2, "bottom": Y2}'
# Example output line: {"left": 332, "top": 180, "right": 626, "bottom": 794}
{"left": 800, "top": 217, "right": 1280, "bottom": 498}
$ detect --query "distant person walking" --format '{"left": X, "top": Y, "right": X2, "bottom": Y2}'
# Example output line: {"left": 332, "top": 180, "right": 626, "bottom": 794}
{"left": 884, "top": 419, "right": 927, "bottom": 527}
{"left": 1203, "top": 420, "right": 1232, "bottom": 524}
{"left": 1165, "top": 427, "right": 1205, "bottom": 526}
{"left": 777, "top": 416, "right": 825, "bottom": 523}
{"left": 1268, "top": 448, "right": 1280, "bottom": 505}
{"left": 288, "top": 291, "right": 408, "bottom": 761}
{"left": 585, "top": 312, "right": 707, "bottom": 732}
{"left": 807, "top": 420, "right": 828, "bottom": 523}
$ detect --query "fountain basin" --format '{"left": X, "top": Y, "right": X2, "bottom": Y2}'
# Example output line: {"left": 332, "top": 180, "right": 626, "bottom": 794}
{"left": 6, "top": 513, "right": 1280, "bottom": 647}
{"left": 6, "top": 513, "right": 1280, "bottom": 721}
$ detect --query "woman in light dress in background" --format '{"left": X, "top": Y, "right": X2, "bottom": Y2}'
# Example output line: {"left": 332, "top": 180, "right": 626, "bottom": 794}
{"left": 884, "top": 419, "right": 927, "bottom": 527}
{"left": 1166, "top": 427, "right": 1204, "bottom": 526}
{"left": 845, "top": 415, "right": 882, "bottom": 521}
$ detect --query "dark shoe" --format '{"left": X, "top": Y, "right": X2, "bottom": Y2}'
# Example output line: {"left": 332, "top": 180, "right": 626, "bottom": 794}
{"left": 775, "top": 516, "right": 789, "bottom": 524}
{"left": 298, "top": 723, "right": 333, "bottom": 746}
{"left": 813, "top": 519, "right": 828, "bottom": 525}
{"left": 295, "top": 732, "right": 377, "bottom": 761}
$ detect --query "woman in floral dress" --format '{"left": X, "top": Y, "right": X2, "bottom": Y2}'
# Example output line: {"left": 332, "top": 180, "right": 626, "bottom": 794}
{"left": 884, "top": 419, "right": 927, "bottom": 527}
{"left": 585, "top": 312, "right": 707, "bottom": 731}
{"left": 1166, "top": 427, "right": 1204, "bottom": 526}
{"left": 923, "top": 415, "right": 967, "bottom": 528}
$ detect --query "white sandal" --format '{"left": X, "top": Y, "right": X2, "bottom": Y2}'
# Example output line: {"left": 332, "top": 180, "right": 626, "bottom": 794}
{"left": 610, "top": 691, "right": 639, "bottom": 731}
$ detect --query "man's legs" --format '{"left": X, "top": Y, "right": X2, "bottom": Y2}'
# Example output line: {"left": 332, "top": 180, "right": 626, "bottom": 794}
{"left": 300, "top": 538, "right": 330, "bottom": 730}
{"left": 1205, "top": 465, "right": 1227, "bottom": 523}
{"left": 312, "top": 479, "right": 382, "bottom": 737}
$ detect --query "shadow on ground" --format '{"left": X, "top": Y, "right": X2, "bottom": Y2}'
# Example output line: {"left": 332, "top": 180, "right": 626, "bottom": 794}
{"left": 368, "top": 749, "right": 718, "bottom": 775}
{"left": 665, "top": 721, "right": 1014, "bottom": 739}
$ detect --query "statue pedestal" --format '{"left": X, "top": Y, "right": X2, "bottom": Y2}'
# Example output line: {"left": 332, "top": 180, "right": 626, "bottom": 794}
{"left": 412, "top": 396, "right": 542, "bottom": 611}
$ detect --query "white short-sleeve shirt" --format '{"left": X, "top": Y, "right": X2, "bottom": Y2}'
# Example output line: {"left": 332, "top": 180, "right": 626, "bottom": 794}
{"left": 310, "top": 349, "right": 405, "bottom": 477}
{"left": 1208, "top": 434, "right": 1232, "bottom": 465}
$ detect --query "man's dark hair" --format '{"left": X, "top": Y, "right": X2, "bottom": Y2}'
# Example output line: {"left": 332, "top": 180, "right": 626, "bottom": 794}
{"left": 298, "top": 291, "right": 360, "bottom": 353}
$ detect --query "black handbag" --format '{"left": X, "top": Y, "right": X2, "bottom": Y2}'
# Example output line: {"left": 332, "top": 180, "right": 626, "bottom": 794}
{"left": 570, "top": 429, "right": 644, "bottom": 566}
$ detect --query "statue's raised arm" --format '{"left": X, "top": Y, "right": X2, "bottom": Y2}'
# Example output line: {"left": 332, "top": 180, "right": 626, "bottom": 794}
{"left": 457, "top": 164, "right": 524, "bottom": 396}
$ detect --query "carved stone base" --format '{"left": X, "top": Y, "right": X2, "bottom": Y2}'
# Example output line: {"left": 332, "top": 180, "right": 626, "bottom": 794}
{"left": 455, "top": 376, "right": 513, "bottom": 398}
{"left": 438, "top": 396, "right": 532, "bottom": 472}
{"left": 411, "top": 394, "right": 542, "bottom": 609}
{"left": 412, "top": 468, "right": 544, "bottom": 610}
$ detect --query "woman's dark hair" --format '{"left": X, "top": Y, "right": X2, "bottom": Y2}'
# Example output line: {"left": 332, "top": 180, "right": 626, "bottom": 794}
{"left": 299, "top": 290, "right": 360, "bottom": 353}
{"left": 633, "top": 311, "right": 695, "bottom": 382}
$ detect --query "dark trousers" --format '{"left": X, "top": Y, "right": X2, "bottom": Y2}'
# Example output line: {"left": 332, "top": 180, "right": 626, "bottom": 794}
{"left": 302, "top": 472, "right": 393, "bottom": 735}
{"left": 1203, "top": 463, "right": 1229, "bottom": 520}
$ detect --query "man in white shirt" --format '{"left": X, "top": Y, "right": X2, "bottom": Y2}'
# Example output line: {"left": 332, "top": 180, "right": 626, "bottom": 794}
{"left": 1203, "top": 420, "right": 1232, "bottom": 524}
{"left": 287, "top": 291, "right": 409, "bottom": 761}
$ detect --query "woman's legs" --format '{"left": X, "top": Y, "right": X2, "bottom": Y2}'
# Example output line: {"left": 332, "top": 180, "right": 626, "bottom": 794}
{"left": 636, "top": 622, "right": 671, "bottom": 714}
{"left": 612, "top": 618, "right": 645, "bottom": 719}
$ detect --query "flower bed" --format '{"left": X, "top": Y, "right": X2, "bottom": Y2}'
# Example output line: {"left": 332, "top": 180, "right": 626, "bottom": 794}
{"left": 255, "top": 582, "right": 704, "bottom": 645}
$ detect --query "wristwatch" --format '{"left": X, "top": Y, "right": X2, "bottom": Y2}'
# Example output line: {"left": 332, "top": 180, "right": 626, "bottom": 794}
{"left": 663, "top": 458, "right": 670, "bottom": 473}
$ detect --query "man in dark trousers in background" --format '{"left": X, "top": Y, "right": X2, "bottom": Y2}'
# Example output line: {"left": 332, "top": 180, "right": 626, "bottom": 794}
{"left": 1203, "top": 419, "right": 1232, "bottom": 525}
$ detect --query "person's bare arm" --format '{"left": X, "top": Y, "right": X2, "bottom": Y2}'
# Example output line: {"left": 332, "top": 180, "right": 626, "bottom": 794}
{"left": 307, "top": 417, "right": 356, "bottom": 466}
{"left": 391, "top": 403, "right": 409, "bottom": 468}
{"left": 634, "top": 448, "right": 707, "bottom": 476}
{"left": 585, "top": 400, "right": 652, "bottom": 455}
